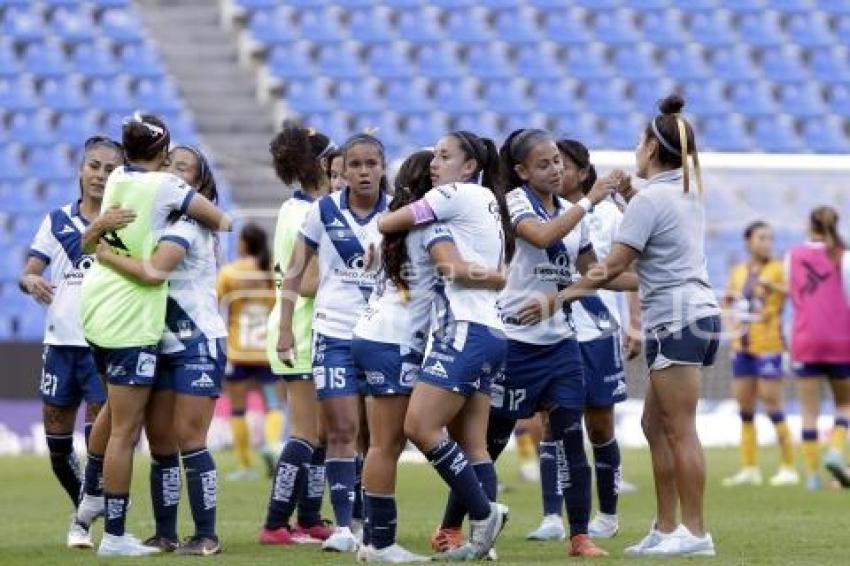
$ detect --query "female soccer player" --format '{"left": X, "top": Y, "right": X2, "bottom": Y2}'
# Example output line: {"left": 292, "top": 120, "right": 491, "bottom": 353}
{"left": 19, "top": 136, "right": 124, "bottom": 549}
{"left": 260, "top": 122, "right": 336, "bottom": 546}
{"left": 274, "top": 133, "right": 388, "bottom": 553}
{"left": 218, "top": 223, "right": 282, "bottom": 481}
{"left": 80, "top": 114, "right": 230, "bottom": 557}
{"left": 325, "top": 148, "right": 346, "bottom": 192}
{"left": 722, "top": 221, "right": 797, "bottom": 488}
{"left": 378, "top": 131, "right": 512, "bottom": 561}
{"left": 520, "top": 95, "right": 721, "bottom": 557}
{"left": 786, "top": 207, "right": 850, "bottom": 490}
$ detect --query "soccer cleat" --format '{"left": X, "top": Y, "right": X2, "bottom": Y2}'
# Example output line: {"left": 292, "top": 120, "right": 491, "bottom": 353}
{"left": 618, "top": 478, "right": 638, "bottom": 494}
{"left": 351, "top": 518, "right": 364, "bottom": 543}
{"left": 519, "top": 461, "right": 540, "bottom": 483}
{"left": 76, "top": 494, "right": 104, "bottom": 528}
{"left": 97, "top": 533, "right": 162, "bottom": 557}
{"left": 294, "top": 520, "right": 334, "bottom": 542}
{"left": 357, "top": 544, "right": 375, "bottom": 562}
{"left": 769, "top": 466, "right": 801, "bottom": 487}
{"left": 366, "top": 543, "right": 430, "bottom": 563}
{"left": 66, "top": 516, "right": 93, "bottom": 549}
{"left": 485, "top": 548, "right": 499, "bottom": 561}
{"left": 430, "top": 526, "right": 464, "bottom": 553}
{"left": 143, "top": 535, "right": 179, "bottom": 552}
{"left": 227, "top": 468, "right": 259, "bottom": 481}
{"left": 174, "top": 535, "right": 221, "bottom": 556}
{"left": 721, "top": 467, "right": 763, "bottom": 487}
{"left": 468, "top": 502, "right": 509, "bottom": 559}
{"left": 568, "top": 534, "right": 609, "bottom": 557}
{"left": 623, "top": 522, "right": 670, "bottom": 556}
{"left": 258, "top": 526, "right": 295, "bottom": 545}
{"left": 806, "top": 474, "right": 822, "bottom": 491}
{"left": 588, "top": 513, "right": 619, "bottom": 539}
{"left": 526, "top": 514, "right": 566, "bottom": 541}
{"left": 322, "top": 526, "right": 359, "bottom": 552}
{"left": 642, "top": 525, "right": 715, "bottom": 557}
{"left": 824, "top": 453, "right": 850, "bottom": 488}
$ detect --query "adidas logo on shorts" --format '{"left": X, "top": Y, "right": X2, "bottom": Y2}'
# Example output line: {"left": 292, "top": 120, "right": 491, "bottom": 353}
{"left": 191, "top": 373, "right": 215, "bottom": 388}
{"left": 425, "top": 360, "right": 448, "bottom": 379}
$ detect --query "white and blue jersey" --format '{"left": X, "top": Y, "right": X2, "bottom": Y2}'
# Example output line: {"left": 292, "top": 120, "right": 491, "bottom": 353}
{"left": 301, "top": 188, "right": 388, "bottom": 399}
{"left": 155, "top": 216, "right": 228, "bottom": 397}
{"left": 28, "top": 201, "right": 105, "bottom": 406}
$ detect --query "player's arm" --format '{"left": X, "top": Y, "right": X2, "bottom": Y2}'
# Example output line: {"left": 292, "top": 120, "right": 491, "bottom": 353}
{"left": 299, "top": 255, "right": 319, "bottom": 298}
{"left": 429, "top": 241, "right": 506, "bottom": 291}
{"left": 19, "top": 256, "right": 54, "bottom": 305}
{"left": 95, "top": 240, "right": 185, "bottom": 286}
{"left": 277, "top": 236, "right": 316, "bottom": 366}
{"left": 378, "top": 201, "right": 428, "bottom": 234}
{"left": 624, "top": 291, "right": 642, "bottom": 360}
{"left": 81, "top": 205, "right": 137, "bottom": 254}
{"left": 575, "top": 246, "right": 638, "bottom": 292}
{"left": 185, "top": 193, "right": 233, "bottom": 232}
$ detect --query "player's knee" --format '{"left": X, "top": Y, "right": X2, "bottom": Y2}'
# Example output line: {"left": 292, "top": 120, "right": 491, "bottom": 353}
{"left": 325, "top": 418, "right": 357, "bottom": 448}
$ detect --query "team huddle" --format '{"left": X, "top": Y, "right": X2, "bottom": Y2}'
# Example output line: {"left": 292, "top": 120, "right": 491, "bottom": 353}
{"left": 18, "top": 93, "right": 850, "bottom": 561}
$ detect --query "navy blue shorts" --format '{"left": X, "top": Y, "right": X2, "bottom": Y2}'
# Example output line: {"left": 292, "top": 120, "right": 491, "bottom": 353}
{"left": 351, "top": 337, "right": 422, "bottom": 397}
{"left": 419, "top": 322, "right": 507, "bottom": 398}
{"left": 156, "top": 339, "right": 226, "bottom": 397}
{"left": 91, "top": 344, "right": 160, "bottom": 387}
{"left": 312, "top": 333, "right": 365, "bottom": 400}
{"left": 732, "top": 352, "right": 783, "bottom": 379}
{"left": 491, "top": 338, "right": 584, "bottom": 419}
{"left": 645, "top": 315, "right": 721, "bottom": 372}
{"left": 40, "top": 345, "right": 106, "bottom": 407}
{"left": 794, "top": 363, "right": 850, "bottom": 380}
{"left": 581, "top": 334, "right": 627, "bottom": 408}
{"left": 226, "top": 362, "right": 278, "bottom": 384}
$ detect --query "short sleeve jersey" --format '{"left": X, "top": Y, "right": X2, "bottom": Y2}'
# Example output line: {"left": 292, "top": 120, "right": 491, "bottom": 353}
{"left": 28, "top": 201, "right": 96, "bottom": 346}
{"left": 300, "top": 188, "right": 388, "bottom": 340}
{"left": 498, "top": 187, "right": 591, "bottom": 345}
{"left": 81, "top": 166, "right": 194, "bottom": 348}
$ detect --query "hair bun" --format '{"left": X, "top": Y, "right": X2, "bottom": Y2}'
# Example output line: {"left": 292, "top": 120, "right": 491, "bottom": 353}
{"left": 658, "top": 93, "right": 685, "bottom": 115}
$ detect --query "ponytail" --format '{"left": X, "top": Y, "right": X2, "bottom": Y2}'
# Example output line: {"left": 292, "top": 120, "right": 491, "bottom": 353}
{"left": 270, "top": 120, "right": 331, "bottom": 190}
{"left": 646, "top": 94, "right": 703, "bottom": 195}
{"left": 240, "top": 223, "right": 272, "bottom": 273}
{"left": 811, "top": 206, "right": 846, "bottom": 266}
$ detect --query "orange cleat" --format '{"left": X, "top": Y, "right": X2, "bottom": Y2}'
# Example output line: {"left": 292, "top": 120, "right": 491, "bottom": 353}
{"left": 568, "top": 534, "right": 609, "bottom": 557}
{"left": 430, "top": 526, "right": 465, "bottom": 553}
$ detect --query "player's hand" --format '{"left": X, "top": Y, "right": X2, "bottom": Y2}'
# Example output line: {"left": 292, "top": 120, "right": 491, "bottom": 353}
{"left": 21, "top": 274, "right": 54, "bottom": 305}
{"left": 586, "top": 176, "right": 616, "bottom": 205}
{"left": 624, "top": 333, "right": 643, "bottom": 360}
{"left": 364, "top": 242, "right": 378, "bottom": 272}
{"left": 277, "top": 329, "right": 296, "bottom": 368}
{"left": 95, "top": 240, "right": 112, "bottom": 260}
{"left": 97, "top": 205, "right": 136, "bottom": 232}
{"left": 612, "top": 171, "right": 636, "bottom": 202}
{"left": 516, "top": 292, "right": 563, "bottom": 326}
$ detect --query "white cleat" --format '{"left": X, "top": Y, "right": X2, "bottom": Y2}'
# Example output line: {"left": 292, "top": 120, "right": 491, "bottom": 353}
{"left": 357, "top": 544, "right": 374, "bottom": 562}
{"left": 227, "top": 468, "right": 259, "bottom": 481}
{"left": 642, "top": 525, "right": 715, "bottom": 557}
{"left": 721, "top": 467, "right": 762, "bottom": 487}
{"left": 351, "top": 519, "right": 364, "bottom": 543}
{"left": 526, "top": 514, "right": 566, "bottom": 541}
{"left": 469, "top": 502, "right": 509, "bottom": 559}
{"left": 76, "top": 494, "right": 104, "bottom": 528}
{"left": 623, "top": 522, "right": 670, "bottom": 556}
{"left": 366, "top": 543, "right": 430, "bottom": 563}
{"left": 519, "top": 461, "right": 540, "bottom": 483}
{"left": 97, "top": 533, "right": 162, "bottom": 557}
{"left": 588, "top": 513, "right": 619, "bottom": 539}
{"left": 322, "top": 526, "right": 359, "bottom": 553}
{"left": 66, "top": 515, "right": 93, "bottom": 549}
{"left": 618, "top": 478, "right": 638, "bottom": 494}
{"left": 769, "top": 466, "right": 801, "bottom": 487}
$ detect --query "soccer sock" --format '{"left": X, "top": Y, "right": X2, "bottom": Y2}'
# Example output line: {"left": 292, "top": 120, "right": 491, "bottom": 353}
{"left": 366, "top": 493, "right": 396, "bottom": 550}
{"left": 264, "top": 410, "right": 285, "bottom": 454}
{"left": 46, "top": 433, "right": 82, "bottom": 508}
{"left": 801, "top": 429, "right": 820, "bottom": 474}
{"left": 265, "top": 438, "right": 313, "bottom": 530}
{"left": 740, "top": 411, "right": 758, "bottom": 468}
{"left": 83, "top": 452, "right": 104, "bottom": 497}
{"left": 150, "top": 453, "right": 181, "bottom": 540}
{"left": 770, "top": 412, "right": 796, "bottom": 468}
{"left": 426, "top": 438, "right": 490, "bottom": 521}
{"left": 297, "top": 445, "right": 326, "bottom": 527}
{"left": 230, "top": 410, "right": 252, "bottom": 470}
{"left": 440, "top": 490, "right": 466, "bottom": 530}
{"left": 326, "top": 458, "right": 357, "bottom": 528}
{"left": 593, "top": 438, "right": 621, "bottom": 516}
{"left": 84, "top": 422, "right": 93, "bottom": 449}
{"left": 473, "top": 461, "right": 498, "bottom": 502}
{"left": 549, "top": 407, "right": 591, "bottom": 537}
{"left": 829, "top": 417, "right": 848, "bottom": 457}
{"left": 104, "top": 492, "right": 130, "bottom": 536}
{"left": 353, "top": 454, "right": 364, "bottom": 522}
{"left": 182, "top": 447, "right": 217, "bottom": 538}
{"left": 539, "top": 441, "right": 563, "bottom": 516}
{"left": 439, "top": 460, "right": 499, "bottom": 529}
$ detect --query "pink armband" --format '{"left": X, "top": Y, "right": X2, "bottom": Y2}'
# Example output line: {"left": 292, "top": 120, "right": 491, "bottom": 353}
{"left": 410, "top": 199, "right": 436, "bottom": 225}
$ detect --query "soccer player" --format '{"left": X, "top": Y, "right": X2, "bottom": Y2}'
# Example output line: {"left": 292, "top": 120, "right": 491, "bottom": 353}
{"left": 19, "top": 136, "right": 124, "bottom": 549}
{"left": 325, "top": 148, "right": 346, "bottom": 192}
{"left": 218, "top": 223, "right": 281, "bottom": 481}
{"left": 786, "top": 207, "right": 850, "bottom": 490}
{"left": 80, "top": 114, "right": 230, "bottom": 556}
{"left": 95, "top": 144, "right": 227, "bottom": 555}
{"left": 274, "top": 133, "right": 388, "bottom": 553}
{"left": 722, "top": 221, "right": 798, "bottom": 488}
{"left": 378, "top": 131, "right": 512, "bottom": 561}
{"left": 520, "top": 95, "right": 721, "bottom": 557}
{"left": 260, "top": 122, "right": 336, "bottom": 546}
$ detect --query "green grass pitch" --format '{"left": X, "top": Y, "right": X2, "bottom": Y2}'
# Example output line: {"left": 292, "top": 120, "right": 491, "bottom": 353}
{"left": 0, "top": 447, "right": 847, "bottom": 565}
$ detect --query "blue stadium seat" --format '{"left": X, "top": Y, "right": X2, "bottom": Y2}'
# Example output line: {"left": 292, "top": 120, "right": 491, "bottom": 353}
{"left": 366, "top": 43, "right": 414, "bottom": 79}
{"left": 592, "top": 9, "right": 642, "bottom": 47}
{"left": 575, "top": 0, "right": 618, "bottom": 8}
{"left": 686, "top": 0, "right": 721, "bottom": 10}
{"left": 1, "top": 7, "right": 47, "bottom": 44}
{"left": 835, "top": 15, "right": 850, "bottom": 42}
{"left": 531, "top": 78, "right": 582, "bottom": 115}
{"left": 529, "top": 0, "right": 572, "bottom": 8}
{"left": 466, "top": 43, "right": 514, "bottom": 80}
{"left": 0, "top": 0, "right": 31, "bottom": 8}
{"left": 405, "top": 113, "right": 447, "bottom": 147}
{"left": 71, "top": 43, "right": 121, "bottom": 79}
{"left": 826, "top": 84, "right": 850, "bottom": 117}
{"left": 752, "top": 115, "right": 804, "bottom": 153}
{"left": 385, "top": 78, "right": 432, "bottom": 114}
{"left": 484, "top": 0, "right": 524, "bottom": 9}
{"left": 336, "top": 78, "right": 384, "bottom": 114}
{"left": 494, "top": 7, "right": 539, "bottom": 46}
{"left": 601, "top": 113, "right": 647, "bottom": 150}
{"left": 41, "top": 76, "right": 88, "bottom": 113}
{"left": 119, "top": 43, "right": 165, "bottom": 79}
{"left": 0, "top": 147, "right": 26, "bottom": 183}
{"left": 22, "top": 42, "right": 70, "bottom": 79}
{"left": 9, "top": 111, "right": 56, "bottom": 148}
{"left": 434, "top": 79, "right": 482, "bottom": 114}
{"left": 700, "top": 115, "right": 753, "bottom": 152}
{"left": 428, "top": 0, "right": 475, "bottom": 8}
{"left": 662, "top": 44, "right": 709, "bottom": 80}
{"left": 612, "top": 44, "right": 660, "bottom": 80}
{"left": 785, "top": 13, "right": 835, "bottom": 49}
{"left": 769, "top": 0, "right": 814, "bottom": 14}
{"left": 354, "top": 112, "right": 404, "bottom": 150}
{"left": 283, "top": 78, "right": 335, "bottom": 114}
{"left": 101, "top": 112, "right": 125, "bottom": 139}
{"left": 801, "top": 116, "right": 850, "bottom": 153}
{"left": 317, "top": 42, "right": 363, "bottom": 80}
{"left": 451, "top": 112, "right": 498, "bottom": 141}
{"left": 564, "top": 43, "right": 613, "bottom": 80}
{"left": 583, "top": 79, "right": 632, "bottom": 117}
{"left": 267, "top": 43, "right": 316, "bottom": 80}
{"left": 639, "top": 9, "right": 689, "bottom": 48}
{"left": 415, "top": 43, "right": 464, "bottom": 80}
{"left": 543, "top": 10, "right": 593, "bottom": 46}
{"left": 99, "top": 9, "right": 145, "bottom": 44}
{"left": 682, "top": 80, "right": 729, "bottom": 117}
{"left": 777, "top": 83, "right": 826, "bottom": 118}
{"left": 628, "top": 0, "right": 671, "bottom": 8}
{"left": 483, "top": 79, "right": 530, "bottom": 115}
{"left": 447, "top": 8, "right": 493, "bottom": 45}
{"left": 514, "top": 43, "right": 563, "bottom": 81}
{"left": 816, "top": 0, "right": 850, "bottom": 16}
{"left": 335, "top": 0, "right": 380, "bottom": 8}
{"left": 88, "top": 77, "right": 136, "bottom": 114}
{"left": 41, "top": 180, "right": 77, "bottom": 207}
{"left": 396, "top": 7, "right": 443, "bottom": 44}
{"left": 383, "top": 0, "right": 424, "bottom": 8}
{"left": 282, "top": 0, "right": 329, "bottom": 7}
{"left": 27, "top": 147, "right": 75, "bottom": 183}
{"left": 760, "top": 46, "right": 808, "bottom": 83}
{"left": 16, "top": 309, "right": 45, "bottom": 341}
{"left": 737, "top": 13, "right": 785, "bottom": 48}
{"left": 729, "top": 81, "right": 777, "bottom": 117}
{"left": 0, "top": 76, "right": 39, "bottom": 113}
{"left": 552, "top": 113, "right": 604, "bottom": 149}
{"left": 688, "top": 11, "right": 736, "bottom": 48}
{"left": 45, "top": 0, "right": 87, "bottom": 8}
{"left": 136, "top": 78, "right": 184, "bottom": 113}
{"left": 248, "top": 8, "right": 299, "bottom": 46}
{"left": 50, "top": 7, "right": 97, "bottom": 45}
{"left": 0, "top": 42, "right": 22, "bottom": 78}
{"left": 630, "top": 77, "right": 677, "bottom": 113}
{"left": 12, "top": 214, "right": 42, "bottom": 240}
{"left": 348, "top": 7, "right": 395, "bottom": 44}
{"left": 92, "top": 0, "right": 131, "bottom": 7}
{"left": 710, "top": 45, "right": 759, "bottom": 82}
{"left": 301, "top": 111, "right": 351, "bottom": 146}
{"left": 810, "top": 47, "right": 850, "bottom": 85}
{"left": 722, "top": 0, "right": 765, "bottom": 14}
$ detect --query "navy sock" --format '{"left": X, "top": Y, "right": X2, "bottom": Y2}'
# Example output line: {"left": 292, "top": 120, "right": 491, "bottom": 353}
{"left": 150, "top": 453, "right": 181, "bottom": 540}
{"left": 426, "top": 438, "right": 490, "bottom": 521}
{"left": 486, "top": 414, "right": 516, "bottom": 462}
{"left": 539, "top": 441, "right": 563, "bottom": 516}
{"left": 473, "top": 461, "right": 498, "bottom": 502}
{"left": 182, "top": 447, "right": 217, "bottom": 538}
{"left": 265, "top": 438, "right": 313, "bottom": 530}
{"left": 104, "top": 492, "right": 130, "bottom": 536}
{"left": 362, "top": 489, "right": 372, "bottom": 547}
{"left": 441, "top": 490, "right": 466, "bottom": 529}
{"left": 297, "top": 445, "right": 326, "bottom": 527}
{"left": 84, "top": 423, "right": 93, "bottom": 449}
{"left": 83, "top": 452, "right": 104, "bottom": 497}
{"left": 593, "top": 439, "right": 621, "bottom": 516}
{"left": 549, "top": 408, "right": 591, "bottom": 537}
{"left": 46, "top": 433, "right": 82, "bottom": 508}
{"left": 326, "top": 458, "right": 356, "bottom": 528}
{"left": 366, "top": 493, "right": 396, "bottom": 550}
{"left": 353, "top": 454, "right": 364, "bottom": 521}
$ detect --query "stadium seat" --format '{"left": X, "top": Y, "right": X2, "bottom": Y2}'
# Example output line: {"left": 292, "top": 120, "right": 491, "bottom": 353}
{"left": 366, "top": 43, "right": 414, "bottom": 79}
{"left": 9, "top": 111, "right": 56, "bottom": 148}
{"left": 90, "top": 0, "right": 131, "bottom": 7}
{"left": 415, "top": 43, "right": 464, "bottom": 80}
{"left": 542, "top": 10, "right": 593, "bottom": 46}
{"left": 752, "top": 115, "right": 804, "bottom": 153}
{"left": 88, "top": 77, "right": 136, "bottom": 114}
{"left": 1, "top": 7, "right": 47, "bottom": 44}
{"left": 71, "top": 42, "right": 121, "bottom": 79}
{"left": 267, "top": 43, "right": 316, "bottom": 80}
{"left": 835, "top": 15, "right": 850, "bottom": 42}
{"left": 583, "top": 79, "right": 632, "bottom": 117}
{"left": 737, "top": 12, "right": 786, "bottom": 48}
{"left": 136, "top": 78, "right": 184, "bottom": 114}
{"left": 428, "top": 0, "right": 475, "bottom": 8}
{"left": 700, "top": 115, "right": 753, "bottom": 152}
{"left": 529, "top": 0, "right": 572, "bottom": 8}
{"left": 336, "top": 78, "right": 384, "bottom": 114}
{"left": 40, "top": 76, "right": 88, "bottom": 113}
{"left": 22, "top": 42, "right": 70, "bottom": 79}
{"left": 484, "top": 0, "right": 524, "bottom": 10}
{"left": 816, "top": 0, "right": 850, "bottom": 16}
{"left": 11, "top": 214, "right": 42, "bottom": 240}
{"left": 41, "top": 181, "right": 76, "bottom": 208}
{"left": 0, "top": 146, "right": 27, "bottom": 183}
{"left": 0, "top": 76, "right": 39, "bottom": 113}
{"left": 119, "top": 43, "right": 165, "bottom": 79}
{"left": 27, "top": 147, "right": 75, "bottom": 183}
{"left": 514, "top": 43, "right": 563, "bottom": 81}
{"left": 434, "top": 79, "right": 482, "bottom": 114}
{"left": 466, "top": 43, "right": 514, "bottom": 80}
{"left": 722, "top": 0, "right": 765, "bottom": 14}
{"left": 769, "top": 0, "right": 814, "bottom": 14}
{"left": 447, "top": 8, "right": 493, "bottom": 45}
{"left": 405, "top": 113, "right": 447, "bottom": 148}
{"left": 801, "top": 116, "right": 850, "bottom": 153}
{"left": 688, "top": 11, "right": 736, "bottom": 47}
{"left": 777, "top": 83, "right": 827, "bottom": 118}
{"left": 729, "top": 81, "right": 777, "bottom": 117}
{"left": 600, "top": 113, "right": 647, "bottom": 150}
{"left": 385, "top": 78, "right": 432, "bottom": 114}
{"left": 785, "top": 13, "right": 835, "bottom": 49}
{"left": 317, "top": 42, "right": 364, "bottom": 80}
{"left": 501, "top": 112, "right": 548, "bottom": 136}
{"left": 16, "top": 309, "right": 45, "bottom": 341}
{"left": 760, "top": 46, "right": 808, "bottom": 83}
{"left": 348, "top": 7, "right": 395, "bottom": 44}
{"left": 283, "top": 78, "right": 335, "bottom": 114}
{"left": 248, "top": 8, "right": 299, "bottom": 46}
{"left": 710, "top": 45, "right": 759, "bottom": 82}
{"left": 662, "top": 44, "right": 710, "bottom": 80}
{"left": 0, "top": 41, "right": 22, "bottom": 79}
{"left": 552, "top": 113, "right": 604, "bottom": 149}
{"left": 300, "top": 6, "right": 346, "bottom": 44}
{"left": 396, "top": 7, "right": 443, "bottom": 44}
{"left": 54, "top": 109, "right": 100, "bottom": 148}
{"left": 483, "top": 79, "right": 531, "bottom": 115}
{"left": 612, "top": 44, "right": 660, "bottom": 80}
{"left": 354, "top": 112, "right": 404, "bottom": 149}
{"left": 564, "top": 43, "right": 613, "bottom": 80}
{"left": 826, "top": 84, "right": 850, "bottom": 117}
{"left": 302, "top": 111, "right": 351, "bottom": 146}
{"left": 809, "top": 47, "right": 850, "bottom": 85}
{"left": 630, "top": 77, "right": 677, "bottom": 113}
{"left": 494, "top": 7, "right": 540, "bottom": 46}
{"left": 383, "top": 0, "right": 424, "bottom": 8}
{"left": 638, "top": 9, "right": 689, "bottom": 48}
{"left": 99, "top": 9, "right": 145, "bottom": 44}
{"left": 531, "top": 78, "right": 582, "bottom": 115}
{"left": 682, "top": 80, "right": 729, "bottom": 117}
{"left": 335, "top": 0, "right": 380, "bottom": 8}
{"left": 50, "top": 7, "right": 97, "bottom": 45}
{"left": 592, "top": 9, "right": 642, "bottom": 47}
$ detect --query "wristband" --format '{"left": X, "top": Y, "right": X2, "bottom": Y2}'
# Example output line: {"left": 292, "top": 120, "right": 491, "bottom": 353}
{"left": 577, "top": 197, "right": 593, "bottom": 213}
